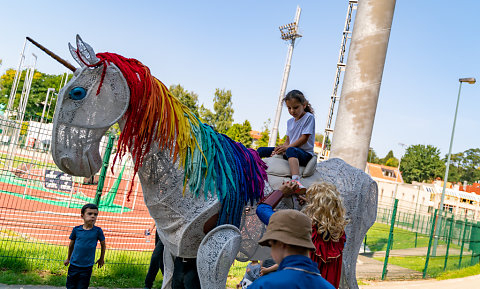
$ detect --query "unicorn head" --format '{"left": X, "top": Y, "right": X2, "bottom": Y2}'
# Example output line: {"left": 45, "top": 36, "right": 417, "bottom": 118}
{"left": 52, "top": 35, "right": 130, "bottom": 177}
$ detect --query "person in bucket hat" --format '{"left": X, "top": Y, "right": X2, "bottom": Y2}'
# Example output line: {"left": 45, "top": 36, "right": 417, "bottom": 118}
{"left": 249, "top": 209, "right": 334, "bottom": 289}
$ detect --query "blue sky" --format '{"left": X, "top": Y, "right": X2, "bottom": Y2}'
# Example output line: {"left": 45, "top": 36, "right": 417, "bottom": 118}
{"left": 1, "top": 1, "right": 479, "bottom": 159}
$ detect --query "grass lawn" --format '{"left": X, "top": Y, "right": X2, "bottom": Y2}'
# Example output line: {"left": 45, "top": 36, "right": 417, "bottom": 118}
{"left": 365, "top": 223, "right": 455, "bottom": 252}
{"left": 374, "top": 254, "right": 480, "bottom": 278}
{"left": 0, "top": 236, "right": 247, "bottom": 288}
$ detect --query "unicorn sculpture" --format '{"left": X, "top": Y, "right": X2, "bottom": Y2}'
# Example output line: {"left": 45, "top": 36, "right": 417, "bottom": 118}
{"left": 45, "top": 35, "right": 377, "bottom": 289}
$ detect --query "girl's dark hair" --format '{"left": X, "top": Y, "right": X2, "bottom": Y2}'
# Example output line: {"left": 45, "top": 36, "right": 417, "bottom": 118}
{"left": 283, "top": 90, "right": 314, "bottom": 114}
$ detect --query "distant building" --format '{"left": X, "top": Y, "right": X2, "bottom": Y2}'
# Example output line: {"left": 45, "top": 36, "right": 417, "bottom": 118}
{"left": 249, "top": 130, "right": 262, "bottom": 148}
{"left": 365, "top": 162, "right": 480, "bottom": 220}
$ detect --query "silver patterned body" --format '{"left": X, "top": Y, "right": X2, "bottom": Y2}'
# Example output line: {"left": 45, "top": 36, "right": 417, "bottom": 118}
{"left": 51, "top": 35, "right": 377, "bottom": 289}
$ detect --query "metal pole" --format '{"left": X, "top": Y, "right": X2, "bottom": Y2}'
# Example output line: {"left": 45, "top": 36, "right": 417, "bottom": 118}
{"left": 458, "top": 219, "right": 468, "bottom": 268}
{"left": 432, "top": 84, "right": 460, "bottom": 254}
{"left": 329, "top": 0, "right": 396, "bottom": 169}
{"left": 433, "top": 78, "right": 476, "bottom": 255}
{"left": 412, "top": 185, "right": 421, "bottom": 229}
{"left": 40, "top": 88, "right": 55, "bottom": 124}
{"left": 423, "top": 209, "right": 438, "bottom": 278}
{"left": 7, "top": 39, "right": 27, "bottom": 113}
{"left": 94, "top": 134, "right": 115, "bottom": 206}
{"left": 382, "top": 199, "right": 398, "bottom": 280}
{"left": 443, "top": 217, "right": 454, "bottom": 271}
{"left": 269, "top": 6, "right": 301, "bottom": 147}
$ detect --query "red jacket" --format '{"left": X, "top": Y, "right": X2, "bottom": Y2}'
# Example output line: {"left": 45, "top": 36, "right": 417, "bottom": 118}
{"left": 310, "top": 226, "right": 346, "bottom": 289}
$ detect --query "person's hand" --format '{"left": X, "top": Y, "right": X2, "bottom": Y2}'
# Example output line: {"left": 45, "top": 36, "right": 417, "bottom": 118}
{"left": 246, "top": 267, "right": 251, "bottom": 273}
{"left": 279, "top": 181, "right": 298, "bottom": 197}
{"left": 272, "top": 145, "right": 288, "bottom": 156}
{"left": 96, "top": 258, "right": 105, "bottom": 268}
{"left": 63, "top": 259, "right": 70, "bottom": 266}
{"left": 260, "top": 266, "right": 268, "bottom": 276}
{"left": 297, "top": 195, "right": 307, "bottom": 206}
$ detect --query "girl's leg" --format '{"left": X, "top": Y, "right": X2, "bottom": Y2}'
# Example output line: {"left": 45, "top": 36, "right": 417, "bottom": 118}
{"left": 287, "top": 157, "right": 300, "bottom": 178}
{"left": 257, "top": 147, "right": 275, "bottom": 158}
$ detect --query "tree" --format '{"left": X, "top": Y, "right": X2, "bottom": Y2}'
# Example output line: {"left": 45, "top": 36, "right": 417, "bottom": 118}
{"left": 199, "top": 88, "right": 234, "bottom": 133}
{"left": 399, "top": 144, "right": 445, "bottom": 183}
{"left": 315, "top": 133, "right": 324, "bottom": 143}
{"left": 459, "top": 148, "right": 480, "bottom": 183}
{"left": 0, "top": 69, "right": 66, "bottom": 120}
{"left": 367, "top": 149, "right": 380, "bottom": 164}
{"left": 379, "top": 150, "right": 399, "bottom": 166}
{"left": 226, "top": 120, "right": 253, "bottom": 147}
{"left": 169, "top": 84, "right": 199, "bottom": 116}
{"left": 256, "top": 120, "right": 271, "bottom": 148}
{"left": 385, "top": 158, "right": 399, "bottom": 167}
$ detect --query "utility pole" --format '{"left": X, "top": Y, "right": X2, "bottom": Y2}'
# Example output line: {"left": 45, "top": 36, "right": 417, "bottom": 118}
{"left": 329, "top": 0, "right": 396, "bottom": 169}
{"left": 268, "top": 6, "right": 302, "bottom": 147}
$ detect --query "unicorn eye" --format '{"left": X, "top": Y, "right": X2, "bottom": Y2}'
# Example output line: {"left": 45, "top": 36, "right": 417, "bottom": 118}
{"left": 69, "top": 87, "right": 87, "bottom": 100}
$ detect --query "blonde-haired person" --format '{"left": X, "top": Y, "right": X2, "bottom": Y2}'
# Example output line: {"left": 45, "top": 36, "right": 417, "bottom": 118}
{"left": 256, "top": 182, "right": 348, "bottom": 288}
{"left": 301, "top": 182, "right": 348, "bottom": 289}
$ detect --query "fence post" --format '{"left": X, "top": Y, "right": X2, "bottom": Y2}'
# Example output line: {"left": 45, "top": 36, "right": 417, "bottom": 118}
{"left": 363, "top": 235, "right": 367, "bottom": 253}
{"left": 415, "top": 232, "right": 418, "bottom": 248}
{"left": 382, "top": 199, "right": 398, "bottom": 280}
{"left": 443, "top": 216, "right": 454, "bottom": 271}
{"left": 412, "top": 212, "right": 416, "bottom": 230}
{"left": 94, "top": 134, "right": 115, "bottom": 206}
{"left": 458, "top": 219, "right": 468, "bottom": 268}
{"left": 421, "top": 215, "right": 424, "bottom": 234}
{"left": 423, "top": 208, "right": 438, "bottom": 278}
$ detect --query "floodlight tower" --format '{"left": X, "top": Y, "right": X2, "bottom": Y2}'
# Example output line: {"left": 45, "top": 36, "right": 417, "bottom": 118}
{"left": 268, "top": 6, "right": 302, "bottom": 147}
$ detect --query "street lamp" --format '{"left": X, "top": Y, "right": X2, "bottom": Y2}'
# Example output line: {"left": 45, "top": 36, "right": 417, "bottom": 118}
{"left": 432, "top": 77, "right": 476, "bottom": 255}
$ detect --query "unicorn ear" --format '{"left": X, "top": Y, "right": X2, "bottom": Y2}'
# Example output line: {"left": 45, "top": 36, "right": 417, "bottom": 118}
{"left": 69, "top": 42, "right": 85, "bottom": 68}
{"left": 75, "top": 34, "right": 100, "bottom": 66}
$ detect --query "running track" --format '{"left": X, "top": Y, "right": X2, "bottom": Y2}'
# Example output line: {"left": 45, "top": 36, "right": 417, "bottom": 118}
{"left": 0, "top": 173, "right": 157, "bottom": 251}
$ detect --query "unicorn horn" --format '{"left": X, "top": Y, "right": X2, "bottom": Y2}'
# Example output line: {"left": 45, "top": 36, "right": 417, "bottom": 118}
{"left": 26, "top": 37, "right": 76, "bottom": 72}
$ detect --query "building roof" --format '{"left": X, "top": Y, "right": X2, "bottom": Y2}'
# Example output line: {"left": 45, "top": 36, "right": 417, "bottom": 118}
{"left": 365, "top": 163, "right": 403, "bottom": 183}
{"left": 460, "top": 183, "right": 480, "bottom": 195}
{"left": 428, "top": 184, "right": 480, "bottom": 202}
{"left": 249, "top": 130, "right": 262, "bottom": 140}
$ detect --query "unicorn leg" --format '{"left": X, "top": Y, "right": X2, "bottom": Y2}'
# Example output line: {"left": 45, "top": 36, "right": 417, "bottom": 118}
{"left": 196, "top": 225, "right": 242, "bottom": 289}
{"left": 161, "top": 248, "right": 175, "bottom": 289}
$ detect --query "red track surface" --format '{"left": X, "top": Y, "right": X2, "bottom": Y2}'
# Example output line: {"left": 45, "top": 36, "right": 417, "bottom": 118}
{"left": 0, "top": 173, "right": 157, "bottom": 251}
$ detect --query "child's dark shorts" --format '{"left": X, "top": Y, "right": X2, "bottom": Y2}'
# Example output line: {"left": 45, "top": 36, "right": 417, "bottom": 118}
{"left": 66, "top": 264, "right": 93, "bottom": 289}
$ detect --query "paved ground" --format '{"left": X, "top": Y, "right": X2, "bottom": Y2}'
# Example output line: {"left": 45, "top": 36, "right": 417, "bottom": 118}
{"left": 372, "top": 246, "right": 466, "bottom": 258}
{"left": 359, "top": 273, "right": 480, "bottom": 289}
{"left": 356, "top": 254, "right": 422, "bottom": 280}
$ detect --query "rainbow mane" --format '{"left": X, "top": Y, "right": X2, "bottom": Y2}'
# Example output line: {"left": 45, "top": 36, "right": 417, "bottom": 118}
{"left": 94, "top": 53, "right": 267, "bottom": 227}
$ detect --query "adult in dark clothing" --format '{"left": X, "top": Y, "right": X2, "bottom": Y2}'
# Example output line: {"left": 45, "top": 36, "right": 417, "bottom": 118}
{"left": 171, "top": 257, "right": 201, "bottom": 289}
{"left": 144, "top": 230, "right": 164, "bottom": 289}
{"left": 144, "top": 227, "right": 200, "bottom": 289}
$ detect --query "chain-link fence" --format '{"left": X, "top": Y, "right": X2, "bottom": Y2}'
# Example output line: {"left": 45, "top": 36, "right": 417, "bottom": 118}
{"left": 0, "top": 112, "right": 158, "bottom": 272}
{"left": 0, "top": 111, "right": 249, "bottom": 287}
{"left": 363, "top": 195, "right": 480, "bottom": 279}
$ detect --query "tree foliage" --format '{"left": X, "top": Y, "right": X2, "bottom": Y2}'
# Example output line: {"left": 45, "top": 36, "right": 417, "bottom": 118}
{"left": 226, "top": 120, "right": 253, "bottom": 147}
{"left": 169, "top": 84, "right": 199, "bottom": 116}
{"left": 445, "top": 148, "right": 480, "bottom": 184}
{"left": 399, "top": 144, "right": 445, "bottom": 183}
{"left": 256, "top": 120, "right": 271, "bottom": 148}
{"left": 367, "top": 149, "right": 380, "bottom": 164}
{"left": 199, "top": 88, "right": 234, "bottom": 134}
{"left": 0, "top": 69, "right": 68, "bottom": 121}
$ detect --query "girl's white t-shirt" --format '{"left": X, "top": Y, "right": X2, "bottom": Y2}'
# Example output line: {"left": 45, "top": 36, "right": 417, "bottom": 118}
{"left": 286, "top": 112, "right": 315, "bottom": 155}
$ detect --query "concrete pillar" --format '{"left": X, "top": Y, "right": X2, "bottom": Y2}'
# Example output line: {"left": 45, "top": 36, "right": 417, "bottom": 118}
{"left": 329, "top": 0, "right": 396, "bottom": 169}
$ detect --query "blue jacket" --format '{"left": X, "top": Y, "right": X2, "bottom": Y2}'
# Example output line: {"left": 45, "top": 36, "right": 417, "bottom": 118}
{"left": 248, "top": 255, "right": 334, "bottom": 289}
{"left": 256, "top": 203, "right": 275, "bottom": 225}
